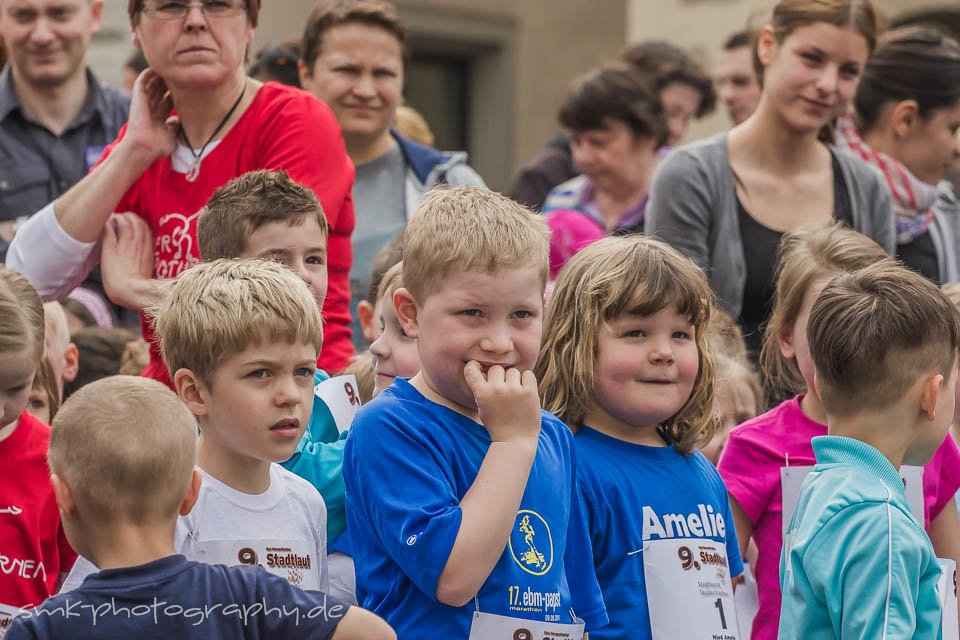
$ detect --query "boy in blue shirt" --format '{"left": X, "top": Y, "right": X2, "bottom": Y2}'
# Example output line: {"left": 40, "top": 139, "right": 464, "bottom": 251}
{"left": 343, "top": 186, "right": 607, "bottom": 639}
{"left": 780, "top": 261, "right": 960, "bottom": 638}
{"left": 5, "top": 375, "right": 394, "bottom": 640}
{"left": 197, "top": 170, "right": 350, "bottom": 544}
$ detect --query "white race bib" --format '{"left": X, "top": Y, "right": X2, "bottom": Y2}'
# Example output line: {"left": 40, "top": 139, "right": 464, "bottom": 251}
{"left": 195, "top": 539, "right": 320, "bottom": 590}
{"left": 939, "top": 559, "right": 959, "bottom": 640}
{"left": 781, "top": 465, "right": 924, "bottom": 538}
{"left": 0, "top": 602, "right": 25, "bottom": 639}
{"left": 643, "top": 537, "right": 741, "bottom": 639}
{"left": 314, "top": 375, "right": 362, "bottom": 434}
{"left": 468, "top": 610, "right": 584, "bottom": 640}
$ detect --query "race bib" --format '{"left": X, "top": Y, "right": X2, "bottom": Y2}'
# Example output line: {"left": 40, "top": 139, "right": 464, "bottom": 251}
{"left": 468, "top": 610, "right": 584, "bottom": 640}
{"left": 781, "top": 465, "right": 924, "bottom": 538}
{"left": 940, "top": 559, "right": 959, "bottom": 640}
{"left": 643, "top": 537, "right": 740, "bottom": 639}
{"left": 314, "top": 375, "right": 362, "bottom": 434}
{"left": 195, "top": 539, "right": 320, "bottom": 590}
{"left": 0, "top": 602, "right": 24, "bottom": 638}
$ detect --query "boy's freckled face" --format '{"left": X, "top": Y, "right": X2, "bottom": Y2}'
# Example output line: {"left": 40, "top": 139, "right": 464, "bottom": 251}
{"left": 409, "top": 265, "right": 544, "bottom": 412}
{"left": 241, "top": 218, "right": 329, "bottom": 311}
{"left": 199, "top": 340, "right": 318, "bottom": 464}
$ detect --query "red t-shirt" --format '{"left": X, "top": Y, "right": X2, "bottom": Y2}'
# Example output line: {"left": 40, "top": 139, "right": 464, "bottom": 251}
{"left": 101, "top": 82, "right": 356, "bottom": 384}
{"left": 0, "top": 411, "right": 76, "bottom": 612}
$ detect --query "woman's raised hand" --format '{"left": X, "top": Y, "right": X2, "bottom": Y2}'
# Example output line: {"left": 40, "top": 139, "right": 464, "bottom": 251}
{"left": 123, "top": 68, "right": 179, "bottom": 162}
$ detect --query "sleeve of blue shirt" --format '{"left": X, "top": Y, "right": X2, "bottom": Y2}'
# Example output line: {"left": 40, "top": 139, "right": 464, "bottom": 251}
{"left": 344, "top": 403, "right": 463, "bottom": 601}
{"left": 281, "top": 370, "right": 348, "bottom": 542}
{"left": 564, "top": 467, "right": 609, "bottom": 630}
{"left": 803, "top": 503, "right": 933, "bottom": 640}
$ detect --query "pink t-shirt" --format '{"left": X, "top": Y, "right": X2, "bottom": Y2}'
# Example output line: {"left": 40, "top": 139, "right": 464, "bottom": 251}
{"left": 717, "top": 394, "right": 960, "bottom": 640}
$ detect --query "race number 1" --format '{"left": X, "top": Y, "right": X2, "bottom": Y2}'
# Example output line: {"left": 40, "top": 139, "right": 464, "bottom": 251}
{"left": 644, "top": 537, "right": 740, "bottom": 639}
{"left": 314, "top": 374, "right": 362, "bottom": 434}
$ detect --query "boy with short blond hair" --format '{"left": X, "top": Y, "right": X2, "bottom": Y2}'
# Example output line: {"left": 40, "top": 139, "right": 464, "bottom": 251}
{"left": 61, "top": 259, "right": 331, "bottom": 593}
{"left": 6, "top": 376, "right": 394, "bottom": 639}
{"left": 196, "top": 169, "right": 350, "bottom": 557}
{"left": 780, "top": 261, "right": 960, "bottom": 638}
{"left": 343, "top": 186, "right": 606, "bottom": 638}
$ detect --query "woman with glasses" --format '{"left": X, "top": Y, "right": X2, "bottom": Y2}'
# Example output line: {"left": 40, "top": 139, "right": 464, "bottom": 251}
{"left": 7, "top": 0, "right": 357, "bottom": 383}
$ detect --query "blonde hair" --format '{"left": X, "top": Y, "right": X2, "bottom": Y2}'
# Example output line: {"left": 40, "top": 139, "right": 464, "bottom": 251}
{"left": 402, "top": 186, "right": 550, "bottom": 301}
{"left": 537, "top": 236, "right": 717, "bottom": 455}
{"left": 151, "top": 259, "right": 323, "bottom": 384}
{"left": 714, "top": 353, "right": 762, "bottom": 416}
{"left": 395, "top": 104, "right": 435, "bottom": 147}
{"left": 376, "top": 261, "right": 404, "bottom": 306}
{"left": 0, "top": 266, "right": 44, "bottom": 362}
{"left": 342, "top": 351, "right": 375, "bottom": 405}
{"left": 760, "top": 221, "right": 887, "bottom": 402}
{"left": 809, "top": 261, "right": 960, "bottom": 416}
{"left": 49, "top": 376, "right": 197, "bottom": 524}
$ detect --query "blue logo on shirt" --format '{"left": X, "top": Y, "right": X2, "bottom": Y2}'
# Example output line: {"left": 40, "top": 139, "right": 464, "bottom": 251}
{"left": 508, "top": 510, "right": 553, "bottom": 576}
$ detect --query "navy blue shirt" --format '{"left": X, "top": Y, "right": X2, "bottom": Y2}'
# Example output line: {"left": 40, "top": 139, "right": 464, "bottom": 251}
{"left": 6, "top": 555, "right": 349, "bottom": 639}
{"left": 343, "top": 378, "right": 607, "bottom": 639}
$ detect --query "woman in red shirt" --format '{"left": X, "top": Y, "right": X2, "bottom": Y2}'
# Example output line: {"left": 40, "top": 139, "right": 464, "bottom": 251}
{"left": 8, "top": 0, "right": 356, "bottom": 380}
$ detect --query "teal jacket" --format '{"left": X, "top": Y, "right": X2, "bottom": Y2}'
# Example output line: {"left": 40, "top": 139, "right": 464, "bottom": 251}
{"left": 281, "top": 369, "right": 348, "bottom": 543}
{"left": 780, "top": 436, "right": 943, "bottom": 639}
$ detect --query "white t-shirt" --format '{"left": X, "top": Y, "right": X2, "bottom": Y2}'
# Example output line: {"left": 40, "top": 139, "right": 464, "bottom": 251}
{"left": 61, "top": 464, "right": 328, "bottom": 593}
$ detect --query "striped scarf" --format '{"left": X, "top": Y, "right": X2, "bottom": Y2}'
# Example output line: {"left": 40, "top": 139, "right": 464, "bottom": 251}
{"left": 835, "top": 117, "right": 940, "bottom": 244}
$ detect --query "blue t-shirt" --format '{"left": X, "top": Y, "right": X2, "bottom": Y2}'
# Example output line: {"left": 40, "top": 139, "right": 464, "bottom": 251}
{"left": 343, "top": 378, "right": 607, "bottom": 639}
{"left": 575, "top": 426, "right": 743, "bottom": 640}
{"left": 282, "top": 369, "right": 348, "bottom": 542}
{"left": 6, "top": 555, "right": 350, "bottom": 639}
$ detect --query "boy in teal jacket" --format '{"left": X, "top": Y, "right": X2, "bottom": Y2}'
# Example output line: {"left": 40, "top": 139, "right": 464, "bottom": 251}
{"left": 780, "top": 261, "right": 958, "bottom": 639}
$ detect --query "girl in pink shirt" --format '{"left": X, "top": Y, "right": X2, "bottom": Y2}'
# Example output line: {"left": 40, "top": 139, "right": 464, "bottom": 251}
{"left": 718, "top": 221, "right": 960, "bottom": 639}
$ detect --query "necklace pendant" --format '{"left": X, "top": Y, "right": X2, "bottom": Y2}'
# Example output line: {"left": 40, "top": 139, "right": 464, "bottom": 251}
{"left": 185, "top": 158, "right": 201, "bottom": 183}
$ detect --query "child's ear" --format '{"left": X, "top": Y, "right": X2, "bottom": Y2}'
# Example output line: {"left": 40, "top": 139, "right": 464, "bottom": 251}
{"left": 777, "top": 324, "right": 796, "bottom": 360}
{"left": 51, "top": 474, "right": 77, "bottom": 523}
{"left": 62, "top": 343, "right": 80, "bottom": 384}
{"left": 174, "top": 368, "right": 209, "bottom": 417}
{"left": 394, "top": 288, "right": 420, "bottom": 339}
{"left": 356, "top": 300, "right": 376, "bottom": 342}
{"left": 811, "top": 371, "right": 822, "bottom": 401}
{"left": 179, "top": 470, "right": 203, "bottom": 516}
{"left": 919, "top": 373, "right": 944, "bottom": 421}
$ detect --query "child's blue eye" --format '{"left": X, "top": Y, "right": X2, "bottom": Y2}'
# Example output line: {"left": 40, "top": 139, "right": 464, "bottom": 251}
{"left": 306, "top": 255, "right": 325, "bottom": 265}
{"left": 624, "top": 330, "right": 645, "bottom": 338}
{"left": 295, "top": 367, "right": 315, "bottom": 378}
{"left": 513, "top": 310, "right": 534, "bottom": 320}
{"left": 673, "top": 331, "right": 691, "bottom": 340}
{"left": 461, "top": 309, "right": 482, "bottom": 317}
{"left": 249, "top": 369, "right": 269, "bottom": 379}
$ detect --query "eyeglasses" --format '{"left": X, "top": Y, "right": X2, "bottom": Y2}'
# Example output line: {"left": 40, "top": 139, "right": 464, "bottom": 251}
{"left": 142, "top": 1, "right": 246, "bottom": 21}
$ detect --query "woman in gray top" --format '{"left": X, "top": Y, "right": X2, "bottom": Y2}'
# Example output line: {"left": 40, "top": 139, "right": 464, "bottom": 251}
{"left": 836, "top": 27, "right": 960, "bottom": 285}
{"left": 645, "top": 0, "right": 893, "bottom": 352}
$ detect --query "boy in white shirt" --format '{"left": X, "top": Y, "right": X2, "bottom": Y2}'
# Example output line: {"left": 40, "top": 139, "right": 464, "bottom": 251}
{"left": 62, "top": 258, "right": 329, "bottom": 591}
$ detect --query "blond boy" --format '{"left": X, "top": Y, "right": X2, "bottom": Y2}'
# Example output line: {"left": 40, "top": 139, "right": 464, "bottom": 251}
{"left": 342, "top": 187, "right": 606, "bottom": 639}
{"left": 781, "top": 262, "right": 960, "bottom": 638}
{"left": 61, "top": 259, "right": 330, "bottom": 594}
{"left": 6, "top": 376, "right": 394, "bottom": 639}
{"left": 197, "top": 169, "right": 351, "bottom": 556}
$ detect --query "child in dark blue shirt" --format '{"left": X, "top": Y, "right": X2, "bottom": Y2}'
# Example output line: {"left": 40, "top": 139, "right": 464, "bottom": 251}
{"left": 6, "top": 376, "right": 394, "bottom": 640}
{"left": 538, "top": 236, "right": 743, "bottom": 640}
